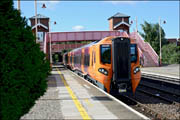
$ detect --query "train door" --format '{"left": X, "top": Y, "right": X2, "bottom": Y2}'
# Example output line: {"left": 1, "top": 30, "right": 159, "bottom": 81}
{"left": 91, "top": 49, "right": 96, "bottom": 78}
{"left": 81, "top": 49, "right": 85, "bottom": 74}
{"left": 112, "top": 37, "right": 131, "bottom": 92}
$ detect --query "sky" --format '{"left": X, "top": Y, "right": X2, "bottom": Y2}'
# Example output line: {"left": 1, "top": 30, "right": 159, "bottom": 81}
{"left": 13, "top": 1, "right": 179, "bottom": 38}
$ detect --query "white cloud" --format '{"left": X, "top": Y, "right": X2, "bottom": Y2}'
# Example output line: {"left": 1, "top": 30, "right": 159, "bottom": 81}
{"left": 72, "top": 25, "right": 85, "bottom": 31}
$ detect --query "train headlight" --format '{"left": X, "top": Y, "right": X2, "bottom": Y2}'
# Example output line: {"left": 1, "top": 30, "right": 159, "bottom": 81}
{"left": 98, "top": 68, "right": 108, "bottom": 76}
{"left": 133, "top": 67, "right": 140, "bottom": 74}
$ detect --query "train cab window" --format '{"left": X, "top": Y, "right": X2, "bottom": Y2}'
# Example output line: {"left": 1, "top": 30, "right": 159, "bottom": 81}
{"left": 100, "top": 45, "right": 111, "bottom": 64}
{"left": 130, "top": 44, "right": 137, "bottom": 62}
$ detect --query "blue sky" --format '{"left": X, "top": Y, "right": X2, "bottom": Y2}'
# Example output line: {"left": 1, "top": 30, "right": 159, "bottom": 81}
{"left": 13, "top": 1, "right": 179, "bottom": 38}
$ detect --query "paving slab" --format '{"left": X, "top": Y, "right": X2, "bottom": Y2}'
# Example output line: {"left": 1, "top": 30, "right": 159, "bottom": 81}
{"left": 141, "top": 64, "right": 179, "bottom": 78}
{"left": 21, "top": 67, "right": 149, "bottom": 119}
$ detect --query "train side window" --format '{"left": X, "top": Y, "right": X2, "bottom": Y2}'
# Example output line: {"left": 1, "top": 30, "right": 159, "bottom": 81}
{"left": 94, "top": 51, "right": 96, "bottom": 63}
{"left": 130, "top": 44, "right": 137, "bottom": 62}
{"left": 92, "top": 52, "right": 93, "bottom": 66}
{"left": 87, "top": 54, "right": 90, "bottom": 66}
{"left": 100, "top": 45, "right": 111, "bottom": 64}
{"left": 81, "top": 52, "right": 84, "bottom": 65}
{"left": 70, "top": 56, "right": 72, "bottom": 63}
{"left": 84, "top": 54, "right": 87, "bottom": 66}
{"left": 84, "top": 54, "right": 89, "bottom": 66}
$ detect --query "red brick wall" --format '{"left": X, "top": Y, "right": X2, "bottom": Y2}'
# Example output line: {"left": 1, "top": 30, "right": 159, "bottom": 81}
{"left": 109, "top": 19, "right": 113, "bottom": 30}
{"left": 109, "top": 17, "right": 129, "bottom": 31}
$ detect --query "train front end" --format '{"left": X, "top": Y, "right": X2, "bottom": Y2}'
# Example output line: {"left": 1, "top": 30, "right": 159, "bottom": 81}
{"left": 111, "top": 37, "right": 141, "bottom": 94}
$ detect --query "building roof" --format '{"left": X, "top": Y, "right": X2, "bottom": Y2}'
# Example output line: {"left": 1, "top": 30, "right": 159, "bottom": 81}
{"left": 29, "top": 14, "right": 49, "bottom": 19}
{"left": 108, "top": 12, "right": 130, "bottom": 20}
{"left": 32, "top": 23, "right": 48, "bottom": 30}
{"left": 114, "top": 21, "right": 130, "bottom": 29}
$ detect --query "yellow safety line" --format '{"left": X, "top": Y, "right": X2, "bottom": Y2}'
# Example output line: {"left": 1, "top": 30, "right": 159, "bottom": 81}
{"left": 56, "top": 68, "right": 91, "bottom": 120}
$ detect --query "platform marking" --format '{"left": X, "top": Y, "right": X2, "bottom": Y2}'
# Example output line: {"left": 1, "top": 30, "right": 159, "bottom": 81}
{"left": 69, "top": 70, "right": 150, "bottom": 120}
{"left": 84, "top": 84, "right": 90, "bottom": 89}
{"left": 56, "top": 68, "right": 91, "bottom": 120}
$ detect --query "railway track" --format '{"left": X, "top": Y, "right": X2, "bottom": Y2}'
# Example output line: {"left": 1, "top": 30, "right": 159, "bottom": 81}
{"left": 116, "top": 94, "right": 168, "bottom": 119}
{"left": 142, "top": 72, "right": 180, "bottom": 85}
{"left": 117, "top": 88, "right": 180, "bottom": 119}
{"left": 136, "top": 89, "right": 173, "bottom": 104}
{"left": 60, "top": 65, "right": 179, "bottom": 119}
{"left": 140, "top": 82, "right": 180, "bottom": 97}
{"left": 118, "top": 76, "right": 180, "bottom": 120}
{"left": 139, "top": 83, "right": 180, "bottom": 103}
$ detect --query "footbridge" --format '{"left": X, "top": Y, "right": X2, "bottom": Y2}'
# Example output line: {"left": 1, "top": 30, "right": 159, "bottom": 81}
{"left": 42, "top": 31, "right": 159, "bottom": 67}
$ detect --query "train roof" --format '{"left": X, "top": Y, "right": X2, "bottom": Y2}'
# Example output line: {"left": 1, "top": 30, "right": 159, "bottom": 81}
{"left": 68, "top": 35, "right": 131, "bottom": 53}
{"left": 70, "top": 40, "right": 100, "bottom": 52}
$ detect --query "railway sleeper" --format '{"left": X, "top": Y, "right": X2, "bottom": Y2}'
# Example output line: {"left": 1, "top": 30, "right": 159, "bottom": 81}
{"left": 137, "top": 89, "right": 173, "bottom": 104}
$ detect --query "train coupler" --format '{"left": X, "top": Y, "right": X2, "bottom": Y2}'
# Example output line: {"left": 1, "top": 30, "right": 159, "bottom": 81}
{"left": 118, "top": 83, "right": 127, "bottom": 93}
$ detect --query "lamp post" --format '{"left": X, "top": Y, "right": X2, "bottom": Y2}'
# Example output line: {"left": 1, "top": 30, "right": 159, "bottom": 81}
{"left": 135, "top": 16, "right": 138, "bottom": 32}
{"left": 130, "top": 16, "right": 138, "bottom": 33}
{"left": 42, "top": 3, "right": 57, "bottom": 65}
{"left": 49, "top": 21, "right": 57, "bottom": 65}
{"left": 17, "top": 0, "right": 20, "bottom": 11}
{"left": 159, "top": 17, "right": 166, "bottom": 66}
{"left": 35, "top": 0, "right": 38, "bottom": 43}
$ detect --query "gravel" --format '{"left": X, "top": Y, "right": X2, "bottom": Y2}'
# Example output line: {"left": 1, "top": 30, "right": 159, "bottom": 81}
{"left": 126, "top": 86, "right": 180, "bottom": 119}
{"left": 21, "top": 74, "right": 63, "bottom": 119}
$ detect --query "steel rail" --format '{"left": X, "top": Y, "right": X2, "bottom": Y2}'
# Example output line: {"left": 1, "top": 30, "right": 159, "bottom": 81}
{"left": 136, "top": 89, "right": 173, "bottom": 104}
{"left": 141, "top": 73, "right": 180, "bottom": 85}
{"left": 119, "top": 94, "right": 167, "bottom": 120}
{"left": 139, "top": 83, "right": 180, "bottom": 97}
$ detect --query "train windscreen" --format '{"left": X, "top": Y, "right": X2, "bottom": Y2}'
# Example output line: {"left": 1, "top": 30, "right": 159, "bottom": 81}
{"left": 130, "top": 44, "right": 137, "bottom": 62}
{"left": 100, "top": 44, "right": 111, "bottom": 64}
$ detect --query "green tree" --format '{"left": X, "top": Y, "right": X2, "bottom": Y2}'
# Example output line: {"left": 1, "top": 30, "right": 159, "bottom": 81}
{"left": 140, "top": 21, "right": 167, "bottom": 55}
{"left": 0, "top": 0, "right": 50, "bottom": 120}
{"left": 161, "top": 43, "right": 180, "bottom": 64}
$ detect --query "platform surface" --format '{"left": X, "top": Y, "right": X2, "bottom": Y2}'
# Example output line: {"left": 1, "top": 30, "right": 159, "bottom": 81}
{"left": 141, "top": 64, "right": 179, "bottom": 79}
{"left": 21, "top": 67, "right": 148, "bottom": 119}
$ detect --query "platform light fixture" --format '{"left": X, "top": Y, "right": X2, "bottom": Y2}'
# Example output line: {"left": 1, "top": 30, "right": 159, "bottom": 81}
{"left": 159, "top": 17, "right": 166, "bottom": 67}
{"left": 130, "top": 17, "right": 138, "bottom": 32}
{"left": 42, "top": 3, "right": 46, "bottom": 8}
{"left": 42, "top": 3, "right": 57, "bottom": 65}
{"left": 17, "top": 0, "right": 20, "bottom": 11}
{"left": 34, "top": 0, "right": 38, "bottom": 43}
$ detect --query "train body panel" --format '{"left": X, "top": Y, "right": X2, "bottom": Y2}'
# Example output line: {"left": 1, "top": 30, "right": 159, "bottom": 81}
{"left": 63, "top": 36, "right": 141, "bottom": 94}
{"left": 81, "top": 48, "right": 85, "bottom": 75}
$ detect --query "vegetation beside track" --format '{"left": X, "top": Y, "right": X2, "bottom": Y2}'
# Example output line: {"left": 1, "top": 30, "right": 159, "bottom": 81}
{"left": 0, "top": 0, "right": 50, "bottom": 120}
{"left": 140, "top": 21, "right": 180, "bottom": 64}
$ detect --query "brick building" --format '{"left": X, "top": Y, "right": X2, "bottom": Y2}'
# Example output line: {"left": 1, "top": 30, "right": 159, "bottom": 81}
{"left": 108, "top": 12, "right": 130, "bottom": 33}
{"left": 166, "top": 38, "right": 180, "bottom": 46}
{"left": 29, "top": 14, "right": 49, "bottom": 42}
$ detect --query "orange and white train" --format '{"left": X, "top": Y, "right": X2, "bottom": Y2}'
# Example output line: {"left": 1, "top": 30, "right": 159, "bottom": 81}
{"left": 63, "top": 36, "right": 141, "bottom": 94}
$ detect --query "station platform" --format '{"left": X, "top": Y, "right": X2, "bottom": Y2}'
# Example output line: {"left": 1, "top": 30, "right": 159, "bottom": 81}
{"left": 21, "top": 66, "right": 148, "bottom": 119}
{"left": 141, "top": 64, "right": 179, "bottom": 79}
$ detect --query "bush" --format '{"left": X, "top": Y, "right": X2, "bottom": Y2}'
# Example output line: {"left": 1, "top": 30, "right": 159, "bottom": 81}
{"left": 162, "top": 43, "right": 180, "bottom": 64}
{"left": 0, "top": 1, "right": 50, "bottom": 120}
